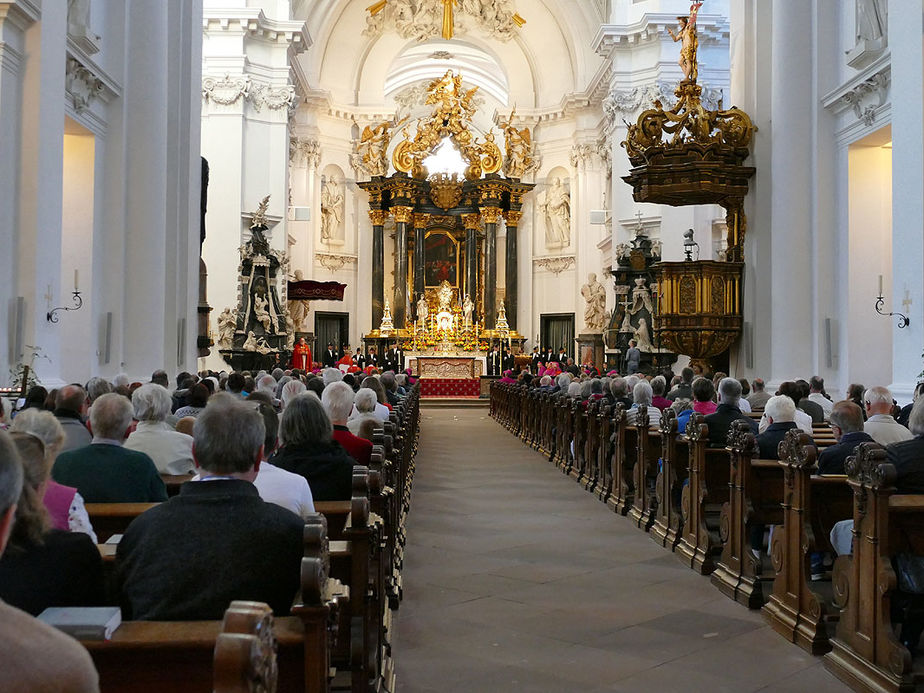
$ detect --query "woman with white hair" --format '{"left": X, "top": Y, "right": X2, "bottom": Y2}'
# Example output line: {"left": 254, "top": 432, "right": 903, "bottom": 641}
{"left": 625, "top": 381, "right": 662, "bottom": 428}
{"left": 280, "top": 379, "right": 307, "bottom": 409}
{"left": 124, "top": 384, "right": 195, "bottom": 475}
{"left": 11, "top": 409, "right": 96, "bottom": 542}
{"left": 349, "top": 388, "right": 386, "bottom": 434}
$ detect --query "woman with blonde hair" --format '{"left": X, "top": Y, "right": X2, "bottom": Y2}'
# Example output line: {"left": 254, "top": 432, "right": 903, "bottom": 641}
{"left": 10, "top": 409, "right": 95, "bottom": 541}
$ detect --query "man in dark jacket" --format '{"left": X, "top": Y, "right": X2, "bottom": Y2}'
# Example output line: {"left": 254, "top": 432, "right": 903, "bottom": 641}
{"left": 667, "top": 367, "right": 694, "bottom": 401}
{"left": 885, "top": 397, "right": 924, "bottom": 493}
{"left": 322, "top": 342, "right": 339, "bottom": 368}
{"left": 115, "top": 394, "right": 303, "bottom": 620}
{"left": 816, "top": 401, "right": 872, "bottom": 475}
{"left": 755, "top": 395, "right": 799, "bottom": 459}
{"left": 705, "top": 378, "right": 758, "bottom": 448}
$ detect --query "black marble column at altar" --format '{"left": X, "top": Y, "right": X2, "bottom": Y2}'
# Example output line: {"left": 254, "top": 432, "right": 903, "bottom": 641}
{"left": 463, "top": 213, "right": 480, "bottom": 319}
{"left": 370, "top": 209, "right": 385, "bottom": 329}
{"left": 393, "top": 207, "right": 411, "bottom": 329}
{"left": 482, "top": 207, "right": 500, "bottom": 329}
{"left": 413, "top": 213, "right": 427, "bottom": 306}
{"left": 504, "top": 210, "right": 521, "bottom": 331}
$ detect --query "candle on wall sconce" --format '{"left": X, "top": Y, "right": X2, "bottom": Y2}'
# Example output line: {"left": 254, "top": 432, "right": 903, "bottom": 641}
{"left": 74, "top": 269, "right": 79, "bottom": 291}
{"left": 878, "top": 274, "right": 883, "bottom": 297}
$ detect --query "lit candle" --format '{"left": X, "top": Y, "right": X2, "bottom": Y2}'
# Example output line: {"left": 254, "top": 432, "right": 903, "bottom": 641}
{"left": 74, "top": 269, "right": 79, "bottom": 291}
{"left": 878, "top": 274, "right": 883, "bottom": 297}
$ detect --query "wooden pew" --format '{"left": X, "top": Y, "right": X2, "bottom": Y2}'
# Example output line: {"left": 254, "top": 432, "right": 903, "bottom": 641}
{"left": 627, "top": 405, "right": 660, "bottom": 531}
{"left": 650, "top": 409, "right": 686, "bottom": 550}
{"left": 762, "top": 430, "right": 853, "bottom": 654}
{"left": 594, "top": 404, "right": 614, "bottom": 503}
{"left": 87, "top": 515, "right": 343, "bottom": 693}
{"left": 675, "top": 414, "right": 731, "bottom": 574}
{"left": 606, "top": 404, "right": 634, "bottom": 515}
{"left": 825, "top": 443, "right": 924, "bottom": 693}
{"left": 160, "top": 473, "right": 193, "bottom": 497}
{"left": 87, "top": 503, "right": 159, "bottom": 542}
{"left": 710, "top": 420, "right": 785, "bottom": 608}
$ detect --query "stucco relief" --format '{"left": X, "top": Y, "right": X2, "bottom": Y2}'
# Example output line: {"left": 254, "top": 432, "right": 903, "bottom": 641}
{"left": 364, "top": 0, "right": 522, "bottom": 43}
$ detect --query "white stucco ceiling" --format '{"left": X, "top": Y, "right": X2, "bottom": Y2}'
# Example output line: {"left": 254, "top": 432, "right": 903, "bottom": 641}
{"left": 295, "top": 0, "right": 606, "bottom": 110}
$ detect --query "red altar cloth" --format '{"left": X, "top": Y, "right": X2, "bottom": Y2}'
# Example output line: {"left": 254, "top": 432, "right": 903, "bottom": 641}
{"left": 420, "top": 378, "right": 481, "bottom": 398}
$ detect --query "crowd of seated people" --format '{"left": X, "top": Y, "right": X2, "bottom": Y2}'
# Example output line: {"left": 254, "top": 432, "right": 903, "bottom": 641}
{"left": 0, "top": 362, "right": 413, "bottom": 658}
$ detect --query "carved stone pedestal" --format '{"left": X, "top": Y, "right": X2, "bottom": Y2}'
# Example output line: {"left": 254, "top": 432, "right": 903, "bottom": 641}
{"left": 576, "top": 333, "right": 605, "bottom": 372}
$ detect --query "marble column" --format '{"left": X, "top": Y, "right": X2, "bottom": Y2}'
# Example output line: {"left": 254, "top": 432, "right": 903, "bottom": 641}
{"left": 482, "top": 207, "right": 501, "bottom": 329}
{"left": 890, "top": 1, "right": 924, "bottom": 398}
{"left": 768, "top": 0, "right": 813, "bottom": 381}
{"left": 504, "top": 210, "right": 522, "bottom": 331}
{"left": 369, "top": 209, "right": 385, "bottom": 329}
{"left": 413, "top": 213, "right": 429, "bottom": 307}
{"left": 393, "top": 206, "right": 412, "bottom": 329}
{"left": 463, "top": 213, "right": 480, "bottom": 319}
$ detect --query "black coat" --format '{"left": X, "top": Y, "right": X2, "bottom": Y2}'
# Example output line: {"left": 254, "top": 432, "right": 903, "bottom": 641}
{"left": 798, "top": 398, "right": 825, "bottom": 424}
{"left": 816, "top": 431, "right": 874, "bottom": 476}
{"left": 0, "top": 530, "right": 104, "bottom": 616}
{"left": 115, "top": 480, "right": 303, "bottom": 620}
{"left": 755, "top": 421, "right": 798, "bottom": 460}
{"left": 886, "top": 435, "right": 924, "bottom": 493}
{"left": 271, "top": 440, "right": 357, "bottom": 501}
{"left": 322, "top": 349, "right": 339, "bottom": 368}
{"left": 705, "top": 403, "right": 758, "bottom": 448}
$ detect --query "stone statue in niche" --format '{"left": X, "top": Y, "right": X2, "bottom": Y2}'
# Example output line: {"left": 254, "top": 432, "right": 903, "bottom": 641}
{"left": 287, "top": 269, "right": 309, "bottom": 331}
{"left": 581, "top": 273, "right": 607, "bottom": 332}
{"left": 416, "top": 294, "right": 429, "bottom": 324}
{"left": 634, "top": 317, "right": 654, "bottom": 352}
{"left": 217, "top": 308, "right": 236, "bottom": 350}
{"left": 462, "top": 293, "right": 474, "bottom": 328}
{"left": 501, "top": 109, "right": 534, "bottom": 179}
{"left": 320, "top": 180, "right": 343, "bottom": 243}
{"left": 856, "top": 0, "right": 887, "bottom": 41}
{"left": 541, "top": 177, "right": 571, "bottom": 248}
{"left": 629, "top": 277, "right": 653, "bottom": 314}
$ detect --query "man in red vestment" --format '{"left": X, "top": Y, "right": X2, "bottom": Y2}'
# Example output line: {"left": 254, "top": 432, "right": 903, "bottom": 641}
{"left": 291, "top": 337, "right": 311, "bottom": 371}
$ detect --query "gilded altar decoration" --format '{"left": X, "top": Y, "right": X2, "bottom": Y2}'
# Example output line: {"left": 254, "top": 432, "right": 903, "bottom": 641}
{"left": 500, "top": 108, "right": 535, "bottom": 179}
{"left": 353, "top": 119, "right": 400, "bottom": 178}
{"left": 429, "top": 173, "right": 464, "bottom": 209}
{"left": 380, "top": 299, "right": 395, "bottom": 333}
{"left": 391, "top": 70, "right": 502, "bottom": 180}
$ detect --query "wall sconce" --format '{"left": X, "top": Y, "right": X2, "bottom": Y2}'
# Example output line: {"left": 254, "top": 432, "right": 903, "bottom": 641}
{"left": 875, "top": 274, "right": 909, "bottom": 328}
{"left": 47, "top": 270, "right": 84, "bottom": 323}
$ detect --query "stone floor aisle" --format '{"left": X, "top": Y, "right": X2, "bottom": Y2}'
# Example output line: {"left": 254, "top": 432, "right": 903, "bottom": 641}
{"left": 391, "top": 407, "right": 849, "bottom": 692}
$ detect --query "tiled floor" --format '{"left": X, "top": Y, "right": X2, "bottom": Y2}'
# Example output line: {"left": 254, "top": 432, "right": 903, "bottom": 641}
{"left": 391, "top": 407, "right": 850, "bottom": 692}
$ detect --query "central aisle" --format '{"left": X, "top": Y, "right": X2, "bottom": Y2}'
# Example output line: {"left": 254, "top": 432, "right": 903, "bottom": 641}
{"left": 392, "top": 406, "right": 848, "bottom": 692}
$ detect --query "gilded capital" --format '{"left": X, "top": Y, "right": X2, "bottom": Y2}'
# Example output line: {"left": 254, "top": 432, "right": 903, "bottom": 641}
{"left": 413, "top": 213, "right": 431, "bottom": 228}
{"left": 462, "top": 213, "right": 482, "bottom": 231}
{"left": 393, "top": 206, "right": 414, "bottom": 224}
{"left": 480, "top": 206, "right": 502, "bottom": 224}
{"left": 504, "top": 210, "right": 523, "bottom": 226}
{"left": 368, "top": 209, "right": 387, "bottom": 226}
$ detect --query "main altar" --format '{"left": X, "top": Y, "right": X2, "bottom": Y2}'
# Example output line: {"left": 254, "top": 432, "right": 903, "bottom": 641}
{"left": 358, "top": 70, "right": 532, "bottom": 375}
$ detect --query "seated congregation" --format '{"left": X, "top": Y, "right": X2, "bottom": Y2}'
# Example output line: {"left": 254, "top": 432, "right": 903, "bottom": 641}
{"left": 0, "top": 365, "right": 420, "bottom": 692}
{"left": 493, "top": 369, "right": 924, "bottom": 692}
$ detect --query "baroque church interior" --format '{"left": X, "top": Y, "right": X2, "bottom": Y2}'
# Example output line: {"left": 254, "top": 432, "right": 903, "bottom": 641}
{"left": 0, "top": 0, "right": 923, "bottom": 691}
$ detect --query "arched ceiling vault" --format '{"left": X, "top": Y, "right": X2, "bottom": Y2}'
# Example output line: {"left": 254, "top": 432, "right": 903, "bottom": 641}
{"left": 295, "top": 0, "right": 605, "bottom": 112}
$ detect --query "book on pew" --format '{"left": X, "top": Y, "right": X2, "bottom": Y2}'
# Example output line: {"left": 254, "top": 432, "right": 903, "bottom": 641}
{"left": 37, "top": 606, "right": 122, "bottom": 641}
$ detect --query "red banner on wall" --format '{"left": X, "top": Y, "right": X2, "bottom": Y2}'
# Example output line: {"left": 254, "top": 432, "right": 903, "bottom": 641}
{"left": 288, "top": 280, "right": 346, "bottom": 301}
